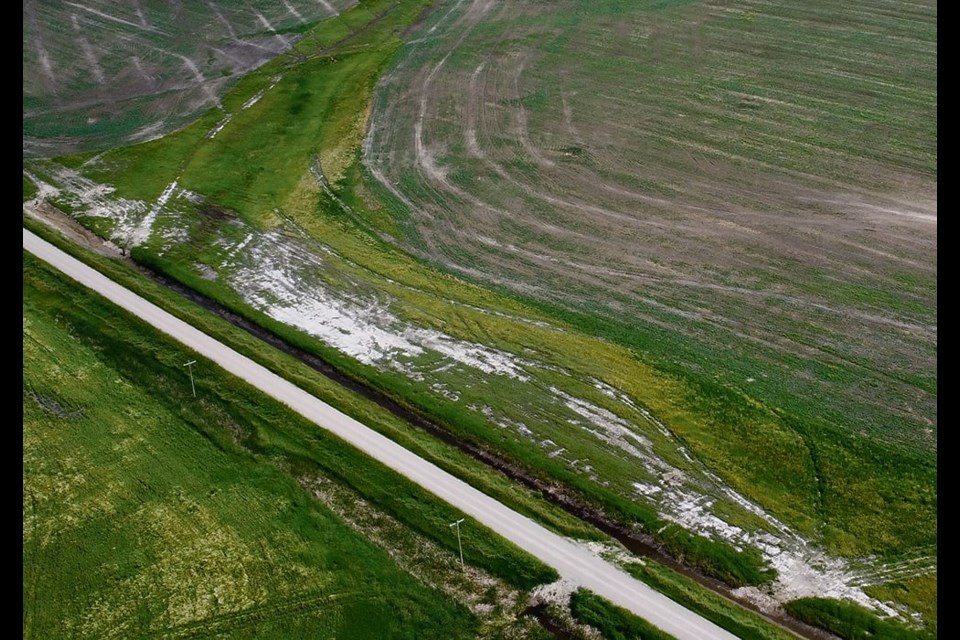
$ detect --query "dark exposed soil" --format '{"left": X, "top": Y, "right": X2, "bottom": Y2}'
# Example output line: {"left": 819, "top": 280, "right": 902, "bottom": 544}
{"left": 521, "top": 603, "right": 582, "bottom": 640}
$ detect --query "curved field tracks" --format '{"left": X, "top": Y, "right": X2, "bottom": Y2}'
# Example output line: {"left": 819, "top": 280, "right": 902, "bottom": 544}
{"left": 364, "top": 0, "right": 936, "bottom": 543}
{"left": 364, "top": 0, "right": 936, "bottom": 617}
{"left": 23, "top": 0, "right": 357, "bottom": 157}
{"left": 366, "top": 0, "right": 936, "bottom": 455}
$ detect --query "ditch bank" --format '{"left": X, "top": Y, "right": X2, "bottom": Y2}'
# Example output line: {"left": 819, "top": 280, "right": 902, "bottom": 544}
{"left": 133, "top": 262, "right": 831, "bottom": 640}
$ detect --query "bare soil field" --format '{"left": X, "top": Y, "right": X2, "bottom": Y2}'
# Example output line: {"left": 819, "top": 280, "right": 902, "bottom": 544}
{"left": 364, "top": 0, "right": 937, "bottom": 456}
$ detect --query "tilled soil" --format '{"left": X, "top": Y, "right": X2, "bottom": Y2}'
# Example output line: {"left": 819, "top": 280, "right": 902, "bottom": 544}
{"left": 363, "top": 0, "right": 937, "bottom": 455}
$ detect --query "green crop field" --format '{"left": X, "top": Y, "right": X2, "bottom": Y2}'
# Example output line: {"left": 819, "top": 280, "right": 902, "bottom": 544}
{"left": 24, "top": 0, "right": 936, "bottom": 635}
{"left": 23, "top": 252, "right": 566, "bottom": 638}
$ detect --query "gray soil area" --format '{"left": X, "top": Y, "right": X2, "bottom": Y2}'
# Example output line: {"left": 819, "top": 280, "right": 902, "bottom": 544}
{"left": 23, "top": 0, "right": 357, "bottom": 157}
{"left": 364, "top": 0, "right": 937, "bottom": 454}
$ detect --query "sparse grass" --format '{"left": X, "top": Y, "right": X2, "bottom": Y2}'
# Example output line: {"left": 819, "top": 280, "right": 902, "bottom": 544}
{"left": 783, "top": 598, "right": 934, "bottom": 640}
{"left": 569, "top": 589, "right": 677, "bottom": 640}
{"left": 23, "top": 105, "right": 156, "bottom": 146}
{"left": 359, "top": 0, "right": 937, "bottom": 561}
{"left": 23, "top": 1, "right": 358, "bottom": 157}
{"left": 23, "top": 173, "right": 37, "bottom": 202}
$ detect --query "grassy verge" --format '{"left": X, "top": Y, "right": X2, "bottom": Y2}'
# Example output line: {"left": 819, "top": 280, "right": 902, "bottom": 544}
{"left": 623, "top": 561, "right": 795, "bottom": 640}
{"left": 23, "top": 250, "right": 557, "bottom": 593}
{"left": 23, "top": 173, "right": 37, "bottom": 202}
{"left": 569, "top": 589, "right": 677, "bottom": 640}
{"left": 783, "top": 598, "right": 934, "bottom": 640}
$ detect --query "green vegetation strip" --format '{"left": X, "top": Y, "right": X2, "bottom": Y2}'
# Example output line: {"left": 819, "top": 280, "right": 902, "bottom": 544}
{"left": 864, "top": 573, "right": 936, "bottom": 634}
{"left": 623, "top": 562, "right": 795, "bottom": 640}
{"left": 23, "top": 250, "right": 557, "bottom": 596}
{"left": 783, "top": 598, "right": 934, "bottom": 640}
{"left": 569, "top": 589, "right": 677, "bottom": 640}
{"left": 23, "top": 174, "right": 37, "bottom": 202}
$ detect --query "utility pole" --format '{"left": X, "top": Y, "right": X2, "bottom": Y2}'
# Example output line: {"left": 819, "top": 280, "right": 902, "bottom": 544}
{"left": 184, "top": 360, "right": 197, "bottom": 397}
{"left": 449, "top": 518, "right": 465, "bottom": 572}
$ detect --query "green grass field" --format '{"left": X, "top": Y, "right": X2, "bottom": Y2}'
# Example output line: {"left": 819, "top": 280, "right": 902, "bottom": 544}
{"left": 569, "top": 589, "right": 677, "bottom": 640}
{"left": 864, "top": 573, "right": 937, "bottom": 635}
{"left": 23, "top": 174, "right": 38, "bottom": 202}
{"left": 23, "top": 250, "right": 566, "bottom": 638}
